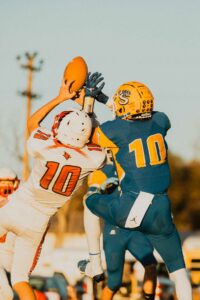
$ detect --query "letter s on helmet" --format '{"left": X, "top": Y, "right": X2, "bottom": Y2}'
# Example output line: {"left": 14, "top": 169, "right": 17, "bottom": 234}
{"left": 52, "top": 108, "right": 92, "bottom": 148}
{"left": 113, "top": 82, "right": 154, "bottom": 120}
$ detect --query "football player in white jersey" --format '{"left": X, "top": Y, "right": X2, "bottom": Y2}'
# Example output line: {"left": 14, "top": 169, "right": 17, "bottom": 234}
{"left": 0, "top": 80, "right": 106, "bottom": 300}
{"left": 0, "top": 167, "right": 49, "bottom": 300}
{"left": 0, "top": 168, "right": 20, "bottom": 300}
{"left": 0, "top": 168, "right": 20, "bottom": 255}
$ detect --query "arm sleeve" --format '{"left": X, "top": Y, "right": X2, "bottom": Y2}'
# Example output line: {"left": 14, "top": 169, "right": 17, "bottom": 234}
{"left": 92, "top": 126, "right": 118, "bottom": 148}
{"left": 161, "top": 112, "right": 171, "bottom": 131}
{"left": 154, "top": 111, "right": 171, "bottom": 132}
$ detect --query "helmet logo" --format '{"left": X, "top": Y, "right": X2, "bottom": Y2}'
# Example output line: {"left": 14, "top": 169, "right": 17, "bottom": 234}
{"left": 118, "top": 89, "right": 130, "bottom": 105}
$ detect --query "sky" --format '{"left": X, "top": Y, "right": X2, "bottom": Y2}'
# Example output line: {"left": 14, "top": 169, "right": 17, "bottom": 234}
{"left": 0, "top": 0, "right": 200, "bottom": 174}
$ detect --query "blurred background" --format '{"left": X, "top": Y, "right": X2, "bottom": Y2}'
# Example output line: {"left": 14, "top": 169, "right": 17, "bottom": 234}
{"left": 1, "top": 0, "right": 200, "bottom": 299}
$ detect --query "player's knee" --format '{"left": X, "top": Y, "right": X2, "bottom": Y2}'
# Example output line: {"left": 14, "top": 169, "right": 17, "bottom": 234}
{"left": 153, "top": 213, "right": 174, "bottom": 235}
{"left": 140, "top": 254, "right": 157, "bottom": 267}
{"left": 159, "top": 216, "right": 174, "bottom": 235}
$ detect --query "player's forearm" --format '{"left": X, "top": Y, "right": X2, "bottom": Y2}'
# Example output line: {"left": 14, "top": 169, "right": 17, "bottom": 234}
{"left": 76, "top": 71, "right": 110, "bottom": 114}
{"left": 27, "top": 80, "right": 77, "bottom": 134}
{"left": 73, "top": 88, "right": 94, "bottom": 113}
{"left": 27, "top": 96, "right": 63, "bottom": 134}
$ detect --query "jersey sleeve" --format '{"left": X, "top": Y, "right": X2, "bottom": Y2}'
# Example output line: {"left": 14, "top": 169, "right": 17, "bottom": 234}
{"left": 92, "top": 126, "right": 118, "bottom": 148}
{"left": 27, "top": 127, "right": 52, "bottom": 157}
{"left": 153, "top": 111, "right": 171, "bottom": 132}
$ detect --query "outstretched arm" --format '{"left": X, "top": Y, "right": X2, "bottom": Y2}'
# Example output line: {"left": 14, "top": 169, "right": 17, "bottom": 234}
{"left": 74, "top": 72, "right": 110, "bottom": 112}
{"left": 27, "top": 80, "right": 77, "bottom": 135}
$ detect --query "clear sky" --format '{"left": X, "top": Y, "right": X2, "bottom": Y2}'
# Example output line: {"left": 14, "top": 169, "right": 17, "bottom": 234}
{"left": 0, "top": 0, "right": 200, "bottom": 174}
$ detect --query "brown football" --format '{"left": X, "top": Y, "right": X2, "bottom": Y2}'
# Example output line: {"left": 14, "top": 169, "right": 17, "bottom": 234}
{"left": 63, "top": 56, "right": 88, "bottom": 92}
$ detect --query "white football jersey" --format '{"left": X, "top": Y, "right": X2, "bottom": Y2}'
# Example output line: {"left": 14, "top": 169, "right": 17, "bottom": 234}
{"left": 11, "top": 127, "right": 106, "bottom": 216}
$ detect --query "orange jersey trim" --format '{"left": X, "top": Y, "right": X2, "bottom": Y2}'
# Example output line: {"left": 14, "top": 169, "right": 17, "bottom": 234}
{"left": 47, "top": 139, "right": 87, "bottom": 157}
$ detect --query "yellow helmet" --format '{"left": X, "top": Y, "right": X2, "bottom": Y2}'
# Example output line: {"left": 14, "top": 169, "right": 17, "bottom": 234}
{"left": 113, "top": 81, "right": 154, "bottom": 120}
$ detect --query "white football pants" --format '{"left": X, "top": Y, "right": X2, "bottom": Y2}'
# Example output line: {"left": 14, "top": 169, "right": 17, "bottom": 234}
{"left": 0, "top": 197, "right": 49, "bottom": 286}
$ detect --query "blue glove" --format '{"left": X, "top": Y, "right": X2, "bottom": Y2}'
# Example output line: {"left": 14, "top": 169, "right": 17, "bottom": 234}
{"left": 100, "top": 177, "right": 119, "bottom": 194}
{"left": 85, "top": 72, "right": 109, "bottom": 104}
{"left": 96, "top": 91, "right": 109, "bottom": 104}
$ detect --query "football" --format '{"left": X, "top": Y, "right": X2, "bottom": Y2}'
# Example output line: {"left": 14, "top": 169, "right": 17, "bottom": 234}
{"left": 63, "top": 56, "right": 88, "bottom": 92}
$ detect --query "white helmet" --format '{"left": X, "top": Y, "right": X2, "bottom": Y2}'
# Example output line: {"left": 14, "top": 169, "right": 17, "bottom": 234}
{"left": 52, "top": 109, "right": 92, "bottom": 148}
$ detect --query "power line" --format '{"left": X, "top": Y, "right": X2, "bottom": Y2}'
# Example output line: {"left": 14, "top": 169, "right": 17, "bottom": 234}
{"left": 17, "top": 52, "right": 44, "bottom": 181}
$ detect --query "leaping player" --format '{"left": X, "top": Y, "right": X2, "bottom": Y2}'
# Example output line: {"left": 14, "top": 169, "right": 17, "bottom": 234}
{"left": 0, "top": 168, "right": 48, "bottom": 300}
{"left": 0, "top": 168, "right": 20, "bottom": 300}
{"left": 0, "top": 80, "right": 106, "bottom": 300}
{"left": 81, "top": 73, "right": 192, "bottom": 300}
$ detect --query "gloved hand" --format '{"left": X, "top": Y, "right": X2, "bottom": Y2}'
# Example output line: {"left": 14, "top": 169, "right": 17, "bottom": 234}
{"left": 100, "top": 177, "right": 119, "bottom": 194}
{"left": 78, "top": 259, "right": 105, "bottom": 283}
{"left": 85, "top": 72, "right": 109, "bottom": 104}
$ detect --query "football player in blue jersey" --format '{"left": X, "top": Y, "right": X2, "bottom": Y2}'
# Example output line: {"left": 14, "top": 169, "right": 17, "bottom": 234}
{"left": 77, "top": 74, "right": 192, "bottom": 300}
{"left": 79, "top": 163, "right": 157, "bottom": 300}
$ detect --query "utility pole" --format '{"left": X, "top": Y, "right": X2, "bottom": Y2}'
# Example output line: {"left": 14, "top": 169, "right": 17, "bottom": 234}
{"left": 17, "top": 52, "right": 43, "bottom": 181}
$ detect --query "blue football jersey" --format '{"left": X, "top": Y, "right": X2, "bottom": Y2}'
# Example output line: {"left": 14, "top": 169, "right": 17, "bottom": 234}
{"left": 94, "top": 111, "right": 171, "bottom": 194}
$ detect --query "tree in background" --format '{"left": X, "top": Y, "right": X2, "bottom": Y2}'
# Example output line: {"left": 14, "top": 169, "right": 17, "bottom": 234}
{"left": 169, "top": 153, "right": 200, "bottom": 231}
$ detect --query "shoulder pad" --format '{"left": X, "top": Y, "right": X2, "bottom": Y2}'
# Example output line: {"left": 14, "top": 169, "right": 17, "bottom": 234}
{"left": 152, "top": 111, "right": 171, "bottom": 130}
{"left": 33, "top": 128, "right": 51, "bottom": 140}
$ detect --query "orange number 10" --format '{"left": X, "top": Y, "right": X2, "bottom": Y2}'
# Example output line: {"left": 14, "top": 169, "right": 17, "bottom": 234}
{"left": 40, "top": 162, "right": 81, "bottom": 196}
{"left": 129, "top": 133, "right": 167, "bottom": 168}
